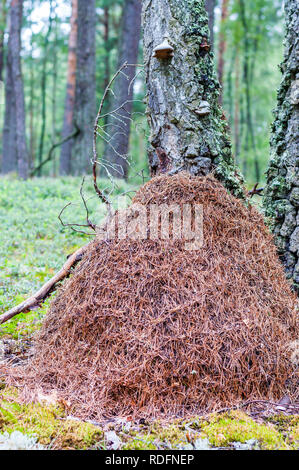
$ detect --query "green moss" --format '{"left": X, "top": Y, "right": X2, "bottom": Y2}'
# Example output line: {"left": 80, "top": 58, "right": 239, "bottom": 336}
{"left": 266, "top": 414, "right": 299, "bottom": 447}
{"left": 0, "top": 387, "right": 103, "bottom": 450}
{"left": 194, "top": 411, "right": 292, "bottom": 450}
{"left": 122, "top": 434, "right": 157, "bottom": 450}
{"left": 120, "top": 411, "right": 299, "bottom": 450}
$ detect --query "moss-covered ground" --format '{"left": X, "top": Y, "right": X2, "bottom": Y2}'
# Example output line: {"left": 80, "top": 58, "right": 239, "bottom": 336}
{"left": 0, "top": 386, "right": 298, "bottom": 450}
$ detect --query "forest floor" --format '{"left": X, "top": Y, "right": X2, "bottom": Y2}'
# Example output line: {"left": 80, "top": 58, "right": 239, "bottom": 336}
{"left": 0, "top": 175, "right": 298, "bottom": 450}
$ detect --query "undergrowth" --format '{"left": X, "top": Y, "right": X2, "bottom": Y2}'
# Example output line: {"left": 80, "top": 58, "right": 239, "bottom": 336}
{"left": 0, "top": 175, "right": 134, "bottom": 338}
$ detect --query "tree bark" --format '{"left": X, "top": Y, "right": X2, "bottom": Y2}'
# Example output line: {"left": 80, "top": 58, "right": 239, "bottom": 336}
{"left": 72, "top": 0, "right": 96, "bottom": 175}
{"left": 37, "top": 0, "right": 54, "bottom": 176}
{"left": 217, "top": 0, "right": 229, "bottom": 105}
{"left": 103, "top": 5, "right": 110, "bottom": 96}
{"left": 0, "top": 0, "right": 7, "bottom": 81}
{"left": 239, "top": 0, "right": 260, "bottom": 183}
{"left": 1, "top": 37, "right": 17, "bottom": 174}
{"left": 234, "top": 50, "right": 240, "bottom": 164}
{"left": 264, "top": 0, "right": 299, "bottom": 293}
{"left": 142, "top": 0, "right": 244, "bottom": 198}
{"left": 9, "top": 0, "right": 28, "bottom": 179}
{"left": 51, "top": 6, "right": 58, "bottom": 176}
{"left": 29, "top": 1, "right": 35, "bottom": 171}
{"left": 103, "top": 0, "right": 142, "bottom": 179}
{"left": 205, "top": 0, "right": 215, "bottom": 50}
{"left": 60, "top": 0, "right": 78, "bottom": 175}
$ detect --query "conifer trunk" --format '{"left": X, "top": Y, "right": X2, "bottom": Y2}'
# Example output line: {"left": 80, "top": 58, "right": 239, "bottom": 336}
{"left": 9, "top": 0, "right": 28, "bottom": 179}
{"left": 103, "top": 0, "right": 142, "bottom": 179}
{"left": 217, "top": 0, "right": 229, "bottom": 105}
{"left": 142, "top": 0, "right": 244, "bottom": 198}
{"left": 2, "top": 40, "right": 17, "bottom": 173}
{"left": 72, "top": 0, "right": 96, "bottom": 175}
{"left": 205, "top": 0, "right": 215, "bottom": 50}
{"left": 264, "top": 0, "right": 299, "bottom": 293}
{"left": 60, "top": 0, "right": 78, "bottom": 175}
{"left": 0, "top": 0, "right": 6, "bottom": 82}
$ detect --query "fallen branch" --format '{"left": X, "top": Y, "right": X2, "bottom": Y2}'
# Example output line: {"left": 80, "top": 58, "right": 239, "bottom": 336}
{"left": 30, "top": 125, "right": 80, "bottom": 177}
{"left": 0, "top": 244, "right": 89, "bottom": 325}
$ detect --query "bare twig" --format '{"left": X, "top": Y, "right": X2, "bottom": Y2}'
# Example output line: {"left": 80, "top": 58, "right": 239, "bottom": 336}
{"left": 92, "top": 64, "right": 130, "bottom": 211}
{"left": 80, "top": 177, "right": 96, "bottom": 231}
{"left": 57, "top": 178, "right": 96, "bottom": 236}
{"left": 92, "top": 62, "right": 144, "bottom": 213}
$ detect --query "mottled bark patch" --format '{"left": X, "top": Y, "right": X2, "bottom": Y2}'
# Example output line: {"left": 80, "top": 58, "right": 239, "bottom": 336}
{"left": 264, "top": 0, "right": 299, "bottom": 293}
{"left": 142, "top": 0, "right": 244, "bottom": 198}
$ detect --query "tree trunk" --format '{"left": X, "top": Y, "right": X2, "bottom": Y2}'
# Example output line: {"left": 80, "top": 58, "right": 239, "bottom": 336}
{"left": 234, "top": 50, "right": 240, "bottom": 164}
{"left": 239, "top": 0, "right": 260, "bottom": 183}
{"left": 227, "top": 46, "right": 236, "bottom": 127}
{"left": 0, "top": 0, "right": 7, "bottom": 82}
{"left": 37, "top": 0, "right": 54, "bottom": 176}
{"left": 142, "top": 0, "right": 244, "bottom": 198}
{"left": 205, "top": 0, "right": 215, "bottom": 50}
{"left": 51, "top": 4, "right": 58, "bottom": 176}
{"left": 217, "top": 0, "right": 229, "bottom": 105}
{"left": 29, "top": 0, "right": 35, "bottom": 171}
{"left": 59, "top": 0, "right": 78, "bottom": 175}
{"left": 103, "top": 5, "right": 110, "bottom": 97}
{"left": 103, "top": 0, "right": 142, "bottom": 179}
{"left": 72, "top": 0, "right": 96, "bottom": 175}
{"left": 264, "top": 0, "right": 299, "bottom": 293}
{"left": 9, "top": 0, "right": 28, "bottom": 179}
{"left": 2, "top": 37, "right": 17, "bottom": 173}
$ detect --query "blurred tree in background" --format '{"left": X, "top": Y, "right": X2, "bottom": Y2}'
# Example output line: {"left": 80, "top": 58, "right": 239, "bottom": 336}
{"left": 216, "top": 0, "right": 284, "bottom": 185}
{"left": 0, "top": 0, "right": 286, "bottom": 186}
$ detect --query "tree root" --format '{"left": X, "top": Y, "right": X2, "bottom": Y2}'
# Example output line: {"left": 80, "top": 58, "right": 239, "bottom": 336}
{"left": 0, "top": 244, "right": 89, "bottom": 325}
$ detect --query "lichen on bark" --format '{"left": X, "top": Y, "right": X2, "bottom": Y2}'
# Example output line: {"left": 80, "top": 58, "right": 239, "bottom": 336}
{"left": 263, "top": 0, "right": 299, "bottom": 293}
{"left": 142, "top": 0, "right": 244, "bottom": 198}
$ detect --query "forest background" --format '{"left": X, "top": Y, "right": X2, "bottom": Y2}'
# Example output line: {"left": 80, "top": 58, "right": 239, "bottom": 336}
{"left": 0, "top": 0, "right": 285, "bottom": 185}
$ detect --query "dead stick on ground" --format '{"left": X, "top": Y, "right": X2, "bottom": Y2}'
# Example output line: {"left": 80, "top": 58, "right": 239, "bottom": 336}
{"left": 0, "top": 244, "right": 89, "bottom": 325}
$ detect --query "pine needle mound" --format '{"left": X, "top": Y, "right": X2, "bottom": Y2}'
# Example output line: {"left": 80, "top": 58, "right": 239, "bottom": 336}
{"left": 8, "top": 173, "right": 299, "bottom": 419}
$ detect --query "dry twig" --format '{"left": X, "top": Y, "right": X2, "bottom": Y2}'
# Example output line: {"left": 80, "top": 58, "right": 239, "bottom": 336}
{"left": 0, "top": 244, "right": 89, "bottom": 325}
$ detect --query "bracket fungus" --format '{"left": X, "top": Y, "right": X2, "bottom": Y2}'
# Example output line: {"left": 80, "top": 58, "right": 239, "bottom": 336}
{"left": 199, "top": 38, "right": 211, "bottom": 53}
{"left": 152, "top": 37, "right": 174, "bottom": 59}
{"left": 195, "top": 101, "right": 211, "bottom": 116}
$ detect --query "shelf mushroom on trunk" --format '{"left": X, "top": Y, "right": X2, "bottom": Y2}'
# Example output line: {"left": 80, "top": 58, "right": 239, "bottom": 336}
{"left": 152, "top": 37, "right": 174, "bottom": 59}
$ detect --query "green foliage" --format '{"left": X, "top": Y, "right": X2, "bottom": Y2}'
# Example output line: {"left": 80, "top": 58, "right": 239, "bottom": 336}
{"left": 0, "top": 387, "right": 104, "bottom": 450}
{"left": 218, "top": 0, "right": 284, "bottom": 185}
{"left": 0, "top": 175, "right": 135, "bottom": 339}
